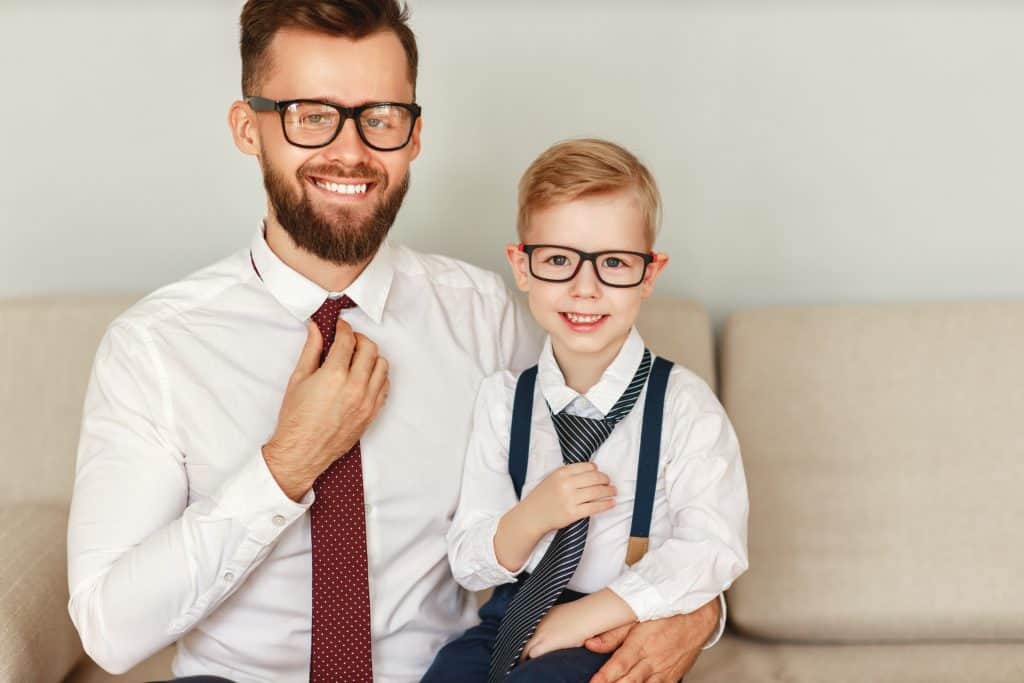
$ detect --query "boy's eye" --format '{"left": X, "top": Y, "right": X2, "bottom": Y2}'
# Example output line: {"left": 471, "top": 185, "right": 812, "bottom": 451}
{"left": 546, "top": 255, "right": 571, "bottom": 267}
{"left": 602, "top": 256, "right": 627, "bottom": 268}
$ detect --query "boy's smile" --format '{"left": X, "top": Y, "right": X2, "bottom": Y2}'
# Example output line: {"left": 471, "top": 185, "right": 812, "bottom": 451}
{"left": 508, "top": 190, "right": 669, "bottom": 391}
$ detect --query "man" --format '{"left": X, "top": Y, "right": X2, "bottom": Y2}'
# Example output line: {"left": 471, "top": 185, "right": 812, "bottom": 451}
{"left": 67, "top": 2, "right": 721, "bottom": 681}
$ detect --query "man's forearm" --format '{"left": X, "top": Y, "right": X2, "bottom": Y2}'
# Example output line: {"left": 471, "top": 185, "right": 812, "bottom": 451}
{"left": 68, "top": 452, "right": 306, "bottom": 674}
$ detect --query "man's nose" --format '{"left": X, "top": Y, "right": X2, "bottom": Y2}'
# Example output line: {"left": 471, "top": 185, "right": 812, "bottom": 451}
{"left": 569, "top": 259, "right": 602, "bottom": 298}
{"left": 322, "top": 116, "right": 372, "bottom": 167}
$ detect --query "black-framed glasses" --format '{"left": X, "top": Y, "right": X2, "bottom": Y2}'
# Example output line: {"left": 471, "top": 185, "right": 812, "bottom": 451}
{"left": 520, "top": 243, "right": 655, "bottom": 288}
{"left": 245, "top": 96, "right": 422, "bottom": 151}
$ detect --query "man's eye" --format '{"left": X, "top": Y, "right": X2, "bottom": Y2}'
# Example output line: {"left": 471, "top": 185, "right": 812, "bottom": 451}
{"left": 302, "top": 114, "right": 331, "bottom": 126}
{"left": 364, "top": 118, "right": 385, "bottom": 129}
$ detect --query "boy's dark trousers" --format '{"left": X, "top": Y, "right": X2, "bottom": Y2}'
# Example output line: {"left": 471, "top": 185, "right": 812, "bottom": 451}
{"left": 421, "top": 575, "right": 611, "bottom": 682}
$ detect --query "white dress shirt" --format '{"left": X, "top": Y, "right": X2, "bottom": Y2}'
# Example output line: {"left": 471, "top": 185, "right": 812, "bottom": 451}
{"left": 67, "top": 227, "right": 542, "bottom": 682}
{"left": 447, "top": 328, "right": 748, "bottom": 644}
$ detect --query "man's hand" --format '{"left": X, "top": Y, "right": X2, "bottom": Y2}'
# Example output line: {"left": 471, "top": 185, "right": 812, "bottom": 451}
{"left": 585, "top": 596, "right": 720, "bottom": 683}
{"left": 263, "top": 318, "right": 389, "bottom": 500}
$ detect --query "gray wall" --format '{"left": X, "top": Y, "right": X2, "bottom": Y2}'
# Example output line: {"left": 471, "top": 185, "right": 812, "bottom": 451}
{"left": 3, "top": 1, "right": 1023, "bottom": 322}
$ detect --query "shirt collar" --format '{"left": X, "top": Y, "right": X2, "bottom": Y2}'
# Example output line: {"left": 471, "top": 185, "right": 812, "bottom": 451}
{"left": 537, "top": 326, "right": 646, "bottom": 417}
{"left": 250, "top": 223, "right": 395, "bottom": 324}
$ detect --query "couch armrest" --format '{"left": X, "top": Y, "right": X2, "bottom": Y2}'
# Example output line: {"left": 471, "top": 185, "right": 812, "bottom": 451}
{"left": 0, "top": 504, "right": 83, "bottom": 683}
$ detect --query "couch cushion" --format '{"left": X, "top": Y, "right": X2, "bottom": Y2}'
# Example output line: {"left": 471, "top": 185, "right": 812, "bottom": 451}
{"left": 687, "top": 633, "right": 1024, "bottom": 683}
{"left": 721, "top": 303, "right": 1024, "bottom": 641}
{"left": 0, "top": 504, "right": 83, "bottom": 683}
{"left": 636, "top": 297, "right": 716, "bottom": 390}
{"left": 0, "top": 297, "right": 137, "bottom": 505}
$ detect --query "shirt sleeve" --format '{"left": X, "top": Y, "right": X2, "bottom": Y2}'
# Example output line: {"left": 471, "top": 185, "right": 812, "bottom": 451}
{"left": 607, "top": 369, "right": 749, "bottom": 629}
{"left": 496, "top": 287, "right": 544, "bottom": 375}
{"left": 446, "top": 373, "right": 537, "bottom": 591}
{"left": 66, "top": 322, "right": 311, "bottom": 674}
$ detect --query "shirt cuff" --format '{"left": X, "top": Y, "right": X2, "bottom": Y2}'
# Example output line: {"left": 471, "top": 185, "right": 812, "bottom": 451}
{"left": 464, "top": 515, "right": 526, "bottom": 587}
{"left": 607, "top": 572, "right": 727, "bottom": 649}
{"left": 703, "top": 593, "right": 727, "bottom": 650}
{"left": 212, "top": 448, "right": 313, "bottom": 545}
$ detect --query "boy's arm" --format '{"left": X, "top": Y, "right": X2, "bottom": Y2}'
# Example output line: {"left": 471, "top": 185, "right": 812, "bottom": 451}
{"left": 446, "top": 373, "right": 536, "bottom": 591}
{"left": 605, "top": 372, "right": 749, "bottom": 631}
{"left": 522, "top": 588, "right": 637, "bottom": 660}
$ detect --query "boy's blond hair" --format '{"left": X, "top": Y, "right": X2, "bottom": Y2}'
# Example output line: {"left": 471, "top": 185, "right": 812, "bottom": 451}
{"left": 517, "top": 138, "right": 662, "bottom": 247}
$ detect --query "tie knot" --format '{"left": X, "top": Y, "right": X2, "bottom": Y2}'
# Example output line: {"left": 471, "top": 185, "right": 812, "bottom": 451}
{"left": 311, "top": 295, "right": 357, "bottom": 363}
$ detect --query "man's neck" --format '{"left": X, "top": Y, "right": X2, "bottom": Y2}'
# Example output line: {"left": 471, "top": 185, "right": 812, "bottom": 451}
{"left": 551, "top": 334, "right": 629, "bottom": 396}
{"left": 264, "top": 216, "right": 373, "bottom": 293}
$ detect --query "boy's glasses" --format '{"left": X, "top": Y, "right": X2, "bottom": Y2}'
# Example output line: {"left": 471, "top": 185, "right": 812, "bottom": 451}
{"left": 245, "top": 96, "right": 422, "bottom": 151}
{"left": 519, "top": 244, "right": 654, "bottom": 288}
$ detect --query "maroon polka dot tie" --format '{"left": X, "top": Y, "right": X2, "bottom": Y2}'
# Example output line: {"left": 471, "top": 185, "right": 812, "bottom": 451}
{"left": 308, "top": 295, "right": 374, "bottom": 682}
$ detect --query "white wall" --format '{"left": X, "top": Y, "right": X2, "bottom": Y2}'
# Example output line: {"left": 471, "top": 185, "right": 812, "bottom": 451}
{"left": 2, "top": 1, "right": 1023, "bottom": 322}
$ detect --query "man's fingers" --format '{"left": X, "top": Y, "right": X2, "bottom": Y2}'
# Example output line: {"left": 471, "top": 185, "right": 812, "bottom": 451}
{"left": 321, "top": 318, "right": 357, "bottom": 373}
{"left": 346, "top": 333, "right": 379, "bottom": 384}
{"left": 585, "top": 622, "right": 633, "bottom": 654}
{"left": 290, "top": 321, "right": 323, "bottom": 384}
{"left": 367, "top": 356, "right": 389, "bottom": 397}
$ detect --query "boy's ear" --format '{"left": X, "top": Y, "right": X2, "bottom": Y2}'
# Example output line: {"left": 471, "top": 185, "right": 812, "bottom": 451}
{"left": 640, "top": 252, "right": 669, "bottom": 299}
{"left": 229, "top": 100, "right": 262, "bottom": 157}
{"left": 505, "top": 243, "right": 531, "bottom": 292}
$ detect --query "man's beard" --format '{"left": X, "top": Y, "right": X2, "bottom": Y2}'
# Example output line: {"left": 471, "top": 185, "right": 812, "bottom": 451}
{"left": 263, "top": 159, "right": 409, "bottom": 265}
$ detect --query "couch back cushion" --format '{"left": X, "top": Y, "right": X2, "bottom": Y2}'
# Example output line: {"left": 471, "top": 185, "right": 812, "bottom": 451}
{"left": 636, "top": 297, "right": 716, "bottom": 390}
{"left": 1, "top": 297, "right": 137, "bottom": 505}
{"left": 721, "top": 302, "right": 1024, "bottom": 641}
{"left": 0, "top": 295, "right": 714, "bottom": 507}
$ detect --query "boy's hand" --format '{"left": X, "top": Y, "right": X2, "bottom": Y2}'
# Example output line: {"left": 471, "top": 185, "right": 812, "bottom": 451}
{"left": 521, "top": 462, "right": 617, "bottom": 533}
{"left": 521, "top": 603, "right": 587, "bottom": 661}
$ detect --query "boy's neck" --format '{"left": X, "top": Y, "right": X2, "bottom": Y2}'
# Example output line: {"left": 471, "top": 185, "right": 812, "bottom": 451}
{"left": 551, "top": 333, "right": 630, "bottom": 396}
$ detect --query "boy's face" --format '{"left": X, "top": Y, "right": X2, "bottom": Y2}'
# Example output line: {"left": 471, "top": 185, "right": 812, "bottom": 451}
{"left": 507, "top": 190, "right": 669, "bottom": 368}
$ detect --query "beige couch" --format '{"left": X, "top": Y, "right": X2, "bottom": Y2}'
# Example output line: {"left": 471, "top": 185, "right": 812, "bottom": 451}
{"left": 2, "top": 296, "right": 1023, "bottom": 682}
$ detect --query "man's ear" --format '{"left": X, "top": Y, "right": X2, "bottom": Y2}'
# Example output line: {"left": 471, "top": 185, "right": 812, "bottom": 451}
{"left": 505, "top": 243, "right": 531, "bottom": 292}
{"left": 640, "top": 252, "right": 669, "bottom": 299}
{"left": 407, "top": 115, "right": 423, "bottom": 162}
{"left": 228, "top": 100, "right": 262, "bottom": 157}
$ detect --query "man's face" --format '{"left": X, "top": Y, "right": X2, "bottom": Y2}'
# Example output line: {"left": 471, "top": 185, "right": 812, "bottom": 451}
{"left": 245, "top": 28, "right": 421, "bottom": 265}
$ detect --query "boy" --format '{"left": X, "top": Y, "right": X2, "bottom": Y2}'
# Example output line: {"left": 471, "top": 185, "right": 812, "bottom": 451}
{"left": 423, "top": 139, "right": 749, "bottom": 682}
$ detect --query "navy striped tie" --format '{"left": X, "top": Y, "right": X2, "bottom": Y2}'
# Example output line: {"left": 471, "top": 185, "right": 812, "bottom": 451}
{"left": 488, "top": 349, "right": 653, "bottom": 681}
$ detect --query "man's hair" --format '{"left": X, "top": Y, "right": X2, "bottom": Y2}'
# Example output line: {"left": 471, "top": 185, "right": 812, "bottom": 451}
{"left": 240, "top": 0, "right": 418, "bottom": 96}
{"left": 517, "top": 138, "right": 662, "bottom": 247}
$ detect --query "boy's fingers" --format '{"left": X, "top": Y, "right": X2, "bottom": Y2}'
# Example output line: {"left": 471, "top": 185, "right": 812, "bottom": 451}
{"left": 290, "top": 322, "right": 323, "bottom": 384}
{"left": 573, "top": 470, "right": 611, "bottom": 488}
{"left": 562, "top": 462, "right": 598, "bottom": 476}
{"left": 579, "top": 499, "right": 616, "bottom": 517}
{"left": 577, "top": 484, "right": 616, "bottom": 503}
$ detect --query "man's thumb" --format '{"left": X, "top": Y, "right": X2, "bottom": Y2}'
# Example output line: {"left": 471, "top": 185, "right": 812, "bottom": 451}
{"left": 584, "top": 623, "right": 632, "bottom": 653}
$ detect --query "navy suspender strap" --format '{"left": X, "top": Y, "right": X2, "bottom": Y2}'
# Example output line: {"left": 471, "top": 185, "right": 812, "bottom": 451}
{"left": 624, "top": 356, "right": 673, "bottom": 565}
{"left": 508, "top": 366, "right": 538, "bottom": 500}
{"left": 506, "top": 357, "right": 674, "bottom": 565}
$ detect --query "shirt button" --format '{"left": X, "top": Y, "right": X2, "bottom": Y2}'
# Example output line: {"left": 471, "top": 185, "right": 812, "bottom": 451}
{"left": 364, "top": 503, "right": 374, "bottom": 515}
{"left": 223, "top": 571, "right": 235, "bottom": 582}
{"left": 272, "top": 514, "right": 286, "bottom": 527}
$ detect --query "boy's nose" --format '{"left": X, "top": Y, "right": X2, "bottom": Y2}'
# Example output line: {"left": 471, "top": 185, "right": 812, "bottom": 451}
{"left": 569, "top": 260, "right": 602, "bottom": 298}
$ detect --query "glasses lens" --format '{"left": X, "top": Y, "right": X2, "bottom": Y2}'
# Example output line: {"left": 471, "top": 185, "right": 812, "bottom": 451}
{"left": 283, "top": 102, "right": 341, "bottom": 146}
{"left": 596, "top": 252, "right": 647, "bottom": 286}
{"left": 530, "top": 246, "right": 580, "bottom": 281}
{"left": 358, "top": 105, "right": 414, "bottom": 150}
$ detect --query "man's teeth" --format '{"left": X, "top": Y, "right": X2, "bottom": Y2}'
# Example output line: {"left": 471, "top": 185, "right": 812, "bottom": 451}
{"left": 315, "top": 180, "right": 368, "bottom": 195}
{"left": 565, "top": 313, "right": 604, "bottom": 324}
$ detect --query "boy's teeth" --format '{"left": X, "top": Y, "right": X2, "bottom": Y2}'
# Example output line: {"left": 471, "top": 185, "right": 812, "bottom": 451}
{"left": 566, "top": 313, "right": 604, "bottom": 324}
{"left": 316, "top": 180, "right": 368, "bottom": 195}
